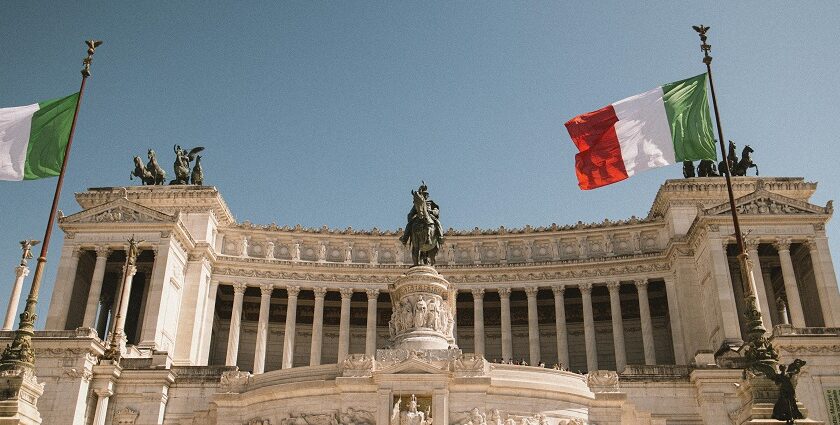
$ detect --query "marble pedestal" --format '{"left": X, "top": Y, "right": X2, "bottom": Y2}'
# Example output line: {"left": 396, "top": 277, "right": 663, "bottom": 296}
{"left": 388, "top": 266, "right": 455, "bottom": 351}
{"left": 0, "top": 367, "right": 43, "bottom": 425}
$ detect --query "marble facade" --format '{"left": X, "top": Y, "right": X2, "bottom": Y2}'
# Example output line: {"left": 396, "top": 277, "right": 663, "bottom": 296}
{"left": 4, "top": 177, "right": 840, "bottom": 424}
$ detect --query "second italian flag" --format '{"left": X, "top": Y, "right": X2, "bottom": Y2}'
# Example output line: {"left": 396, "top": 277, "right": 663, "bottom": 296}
{"left": 565, "top": 73, "right": 716, "bottom": 190}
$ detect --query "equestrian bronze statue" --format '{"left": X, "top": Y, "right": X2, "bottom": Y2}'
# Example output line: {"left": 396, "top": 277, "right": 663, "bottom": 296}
{"left": 400, "top": 182, "right": 444, "bottom": 266}
{"left": 130, "top": 149, "right": 166, "bottom": 185}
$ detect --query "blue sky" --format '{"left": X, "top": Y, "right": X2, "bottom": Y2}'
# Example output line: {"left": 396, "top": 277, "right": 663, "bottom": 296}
{"left": 1, "top": 2, "right": 838, "bottom": 326}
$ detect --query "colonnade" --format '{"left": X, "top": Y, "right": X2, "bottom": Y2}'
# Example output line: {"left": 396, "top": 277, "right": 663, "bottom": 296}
{"left": 217, "top": 278, "right": 674, "bottom": 373}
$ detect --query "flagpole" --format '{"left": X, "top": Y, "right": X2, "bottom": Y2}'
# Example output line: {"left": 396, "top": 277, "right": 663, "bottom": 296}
{"left": 0, "top": 40, "right": 103, "bottom": 371}
{"left": 692, "top": 26, "right": 777, "bottom": 370}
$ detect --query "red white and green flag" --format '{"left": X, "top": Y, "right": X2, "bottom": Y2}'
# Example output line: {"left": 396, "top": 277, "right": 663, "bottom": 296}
{"left": 564, "top": 74, "right": 716, "bottom": 190}
{"left": 0, "top": 93, "right": 79, "bottom": 181}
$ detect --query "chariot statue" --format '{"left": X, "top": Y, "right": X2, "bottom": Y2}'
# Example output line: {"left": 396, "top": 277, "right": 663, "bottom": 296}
{"left": 130, "top": 149, "right": 166, "bottom": 185}
{"left": 171, "top": 145, "right": 204, "bottom": 185}
{"left": 400, "top": 182, "right": 444, "bottom": 266}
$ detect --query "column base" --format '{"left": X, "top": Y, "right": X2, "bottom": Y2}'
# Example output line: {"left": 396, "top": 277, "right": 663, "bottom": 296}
{"left": 0, "top": 367, "right": 43, "bottom": 425}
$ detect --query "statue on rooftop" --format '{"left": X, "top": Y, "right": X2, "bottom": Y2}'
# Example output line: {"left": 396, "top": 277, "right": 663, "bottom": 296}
{"left": 130, "top": 149, "right": 166, "bottom": 185}
{"left": 170, "top": 145, "right": 204, "bottom": 185}
{"left": 400, "top": 182, "right": 444, "bottom": 266}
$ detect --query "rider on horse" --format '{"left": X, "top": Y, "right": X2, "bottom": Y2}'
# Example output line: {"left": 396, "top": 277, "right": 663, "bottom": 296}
{"left": 400, "top": 183, "right": 444, "bottom": 262}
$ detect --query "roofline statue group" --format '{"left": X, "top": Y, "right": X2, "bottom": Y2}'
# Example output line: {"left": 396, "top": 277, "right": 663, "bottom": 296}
{"left": 683, "top": 140, "right": 758, "bottom": 178}
{"left": 131, "top": 145, "right": 204, "bottom": 185}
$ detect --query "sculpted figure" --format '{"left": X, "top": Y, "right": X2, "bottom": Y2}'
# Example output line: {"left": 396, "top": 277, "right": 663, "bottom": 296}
{"left": 414, "top": 298, "right": 428, "bottom": 328}
{"left": 696, "top": 159, "right": 719, "bottom": 177}
{"left": 400, "top": 182, "right": 444, "bottom": 266}
{"left": 170, "top": 145, "right": 204, "bottom": 185}
{"left": 487, "top": 409, "right": 503, "bottom": 425}
{"left": 191, "top": 155, "right": 204, "bottom": 185}
{"left": 682, "top": 160, "right": 696, "bottom": 178}
{"left": 426, "top": 298, "right": 440, "bottom": 330}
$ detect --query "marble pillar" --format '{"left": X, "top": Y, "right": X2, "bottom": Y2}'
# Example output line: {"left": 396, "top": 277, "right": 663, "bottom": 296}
{"left": 91, "top": 389, "right": 112, "bottom": 425}
{"left": 471, "top": 288, "right": 485, "bottom": 356}
{"left": 310, "top": 287, "right": 327, "bottom": 366}
{"left": 635, "top": 279, "right": 656, "bottom": 365}
{"left": 337, "top": 288, "right": 353, "bottom": 362}
{"left": 663, "top": 276, "right": 687, "bottom": 365}
{"left": 45, "top": 245, "right": 81, "bottom": 329}
{"left": 805, "top": 238, "right": 835, "bottom": 326}
{"left": 606, "top": 281, "right": 626, "bottom": 371}
{"left": 112, "top": 264, "right": 138, "bottom": 350}
{"left": 710, "top": 238, "right": 742, "bottom": 342}
{"left": 253, "top": 283, "right": 273, "bottom": 374}
{"left": 499, "top": 288, "right": 512, "bottom": 361}
{"left": 365, "top": 288, "right": 379, "bottom": 356}
{"left": 551, "top": 286, "right": 569, "bottom": 368}
{"left": 83, "top": 247, "right": 111, "bottom": 329}
{"left": 579, "top": 283, "right": 597, "bottom": 371}
{"left": 774, "top": 238, "right": 806, "bottom": 327}
{"left": 525, "top": 287, "right": 541, "bottom": 364}
{"left": 282, "top": 286, "right": 300, "bottom": 369}
{"left": 745, "top": 239, "right": 773, "bottom": 330}
{"left": 225, "top": 282, "right": 247, "bottom": 366}
{"left": 3, "top": 265, "right": 29, "bottom": 331}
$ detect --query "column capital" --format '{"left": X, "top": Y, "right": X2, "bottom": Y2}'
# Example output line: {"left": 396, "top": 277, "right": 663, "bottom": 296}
{"left": 551, "top": 285, "right": 565, "bottom": 297}
{"left": 774, "top": 237, "right": 792, "bottom": 251}
{"left": 259, "top": 283, "right": 274, "bottom": 296}
{"left": 232, "top": 282, "right": 248, "bottom": 294}
{"left": 804, "top": 237, "right": 818, "bottom": 251}
{"left": 14, "top": 265, "right": 29, "bottom": 278}
{"left": 634, "top": 279, "right": 648, "bottom": 291}
{"left": 94, "top": 388, "right": 114, "bottom": 398}
{"left": 471, "top": 288, "right": 485, "bottom": 298}
{"left": 70, "top": 245, "right": 82, "bottom": 258}
{"left": 286, "top": 285, "right": 301, "bottom": 298}
{"left": 95, "top": 246, "right": 112, "bottom": 259}
{"left": 313, "top": 287, "right": 328, "bottom": 298}
{"left": 579, "top": 282, "right": 593, "bottom": 295}
{"left": 744, "top": 237, "right": 761, "bottom": 252}
{"left": 339, "top": 287, "right": 354, "bottom": 299}
{"left": 606, "top": 281, "right": 621, "bottom": 293}
{"left": 524, "top": 286, "right": 539, "bottom": 297}
{"left": 365, "top": 288, "right": 379, "bottom": 299}
{"left": 498, "top": 287, "right": 511, "bottom": 298}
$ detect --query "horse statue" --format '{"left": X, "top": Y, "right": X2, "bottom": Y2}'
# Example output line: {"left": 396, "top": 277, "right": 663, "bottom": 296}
{"left": 718, "top": 140, "right": 738, "bottom": 176}
{"left": 682, "top": 160, "right": 696, "bottom": 178}
{"left": 131, "top": 156, "right": 154, "bottom": 185}
{"left": 732, "top": 145, "right": 758, "bottom": 176}
{"left": 191, "top": 155, "right": 204, "bottom": 185}
{"left": 146, "top": 149, "right": 166, "bottom": 185}
{"left": 400, "top": 183, "right": 443, "bottom": 266}
{"left": 696, "top": 159, "right": 719, "bottom": 177}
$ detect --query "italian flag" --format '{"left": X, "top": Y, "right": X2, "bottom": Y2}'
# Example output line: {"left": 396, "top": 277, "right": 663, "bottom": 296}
{"left": 565, "top": 74, "right": 716, "bottom": 190}
{"left": 0, "top": 93, "right": 79, "bottom": 181}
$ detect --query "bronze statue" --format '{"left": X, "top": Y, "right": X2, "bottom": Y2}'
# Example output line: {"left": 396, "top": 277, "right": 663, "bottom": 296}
{"left": 400, "top": 182, "right": 444, "bottom": 266}
{"left": 170, "top": 145, "right": 204, "bottom": 185}
{"left": 191, "top": 155, "right": 203, "bottom": 185}
{"left": 682, "top": 161, "right": 696, "bottom": 178}
{"left": 130, "top": 149, "right": 166, "bottom": 185}
{"left": 732, "top": 145, "right": 758, "bottom": 176}
{"left": 126, "top": 235, "right": 144, "bottom": 267}
{"left": 718, "top": 140, "right": 738, "bottom": 176}
{"left": 18, "top": 240, "right": 39, "bottom": 266}
{"left": 752, "top": 359, "right": 806, "bottom": 424}
{"left": 697, "top": 159, "right": 719, "bottom": 177}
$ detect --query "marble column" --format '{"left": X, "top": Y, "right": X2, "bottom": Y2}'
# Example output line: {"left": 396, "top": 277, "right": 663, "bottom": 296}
{"left": 95, "top": 293, "right": 113, "bottom": 339}
{"left": 225, "top": 282, "right": 247, "bottom": 366}
{"left": 809, "top": 234, "right": 840, "bottom": 326}
{"left": 112, "top": 264, "right": 138, "bottom": 349}
{"left": 551, "top": 286, "right": 569, "bottom": 368}
{"left": 606, "top": 281, "right": 626, "bottom": 371}
{"left": 774, "top": 238, "right": 806, "bottom": 327}
{"left": 253, "top": 283, "right": 273, "bottom": 374}
{"left": 499, "top": 288, "right": 512, "bottom": 361}
{"left": 580, "top": 283, "right": 598, "bottom": 371}
{"left": 91, "top": 389, "right": 113, "bottom": 425}
{"left": 663, "top": 276, "right": 687, "bottom": 365}
{"left": 83, "top": 247, "right": 111, "bottom": 329}
{"left": 310, "top": 287, "right": 327, "bottom": 366}
{"left": 471, "top": 288, "right": 485, "bottom": 356}
{"left": 3, "top": 265, "right": 29, "bottom": 331}
{"left": 805, "top": 238, "right": 835, "bottom": 326}
{"left": 635, "top": 279, "right": 656, "bottom": 365}
{"left": 745, "top": 238, "right": 773, "bottom": 330}
{"left": 282, "top": 286, "right": 300, "bottom": 369}
{"left": 337, "top": 288, "right": 353, "bottom": 362}
{"left": 365, "top": 288, "right": 379, "bottom": 356}
{"left": 709, "top": 238, "right": 742, "bottom": 342}
{"left": 525, "top": 287, "right": 541, "bottom": 364}
{"left": 45, "top": 245, "right": 81, "bottom": 329}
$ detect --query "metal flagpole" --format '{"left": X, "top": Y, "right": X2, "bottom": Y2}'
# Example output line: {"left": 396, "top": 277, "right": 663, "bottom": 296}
{"left": 691, "top": 26, "right": 777, "bottom": 370}
{"left": 0, "top": 40, "right": 103, "bottom": 371}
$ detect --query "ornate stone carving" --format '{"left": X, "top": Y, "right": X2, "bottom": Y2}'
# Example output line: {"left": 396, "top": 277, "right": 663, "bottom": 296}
{"left": 773, "top": 238, "right": 792, "bottom": 252}
{"left": 606, "top": 281, "right": 620, "bottom": 293}
{"left": 219, "top": 370, "right": 252, "bottom": 393}
{"left": 246, "top": 418, "right": 271, "bottom": 425}
{"left": 452, "top": 353, "right": 487, "bottom": 377}
{"left": 114, "top": 406, "right": 140, "bottom": 424}
{"left": 259, "top": 283, "right": 274, "bottom": 296}
{"left": 313, "top": 287, "right": 328, "bottom": 298}
{"left": 578, "top": 283, "right": 592, "bottom": 295}
{"left": 340, "top": 354, "right": 375, "bottom": 377}
{"left": 586, "top": 370, "right": 619, "bottom": 392}
{"left": 232, "top": 282, "right": 247, "bottom": 294}
{"left": 63, "top": 367, "right": 92, "bottom": 382}
{"left": 366, "top": 288, "right": 380, "bottom": 299}
{"left": 551, "top": 285, "right": 565, "bottom": 297}
{"left": 286, "top": 285, "right": 301, "bottom": 298}
{"left": 389, "top": 293, "right": 453, "bottom": 339}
